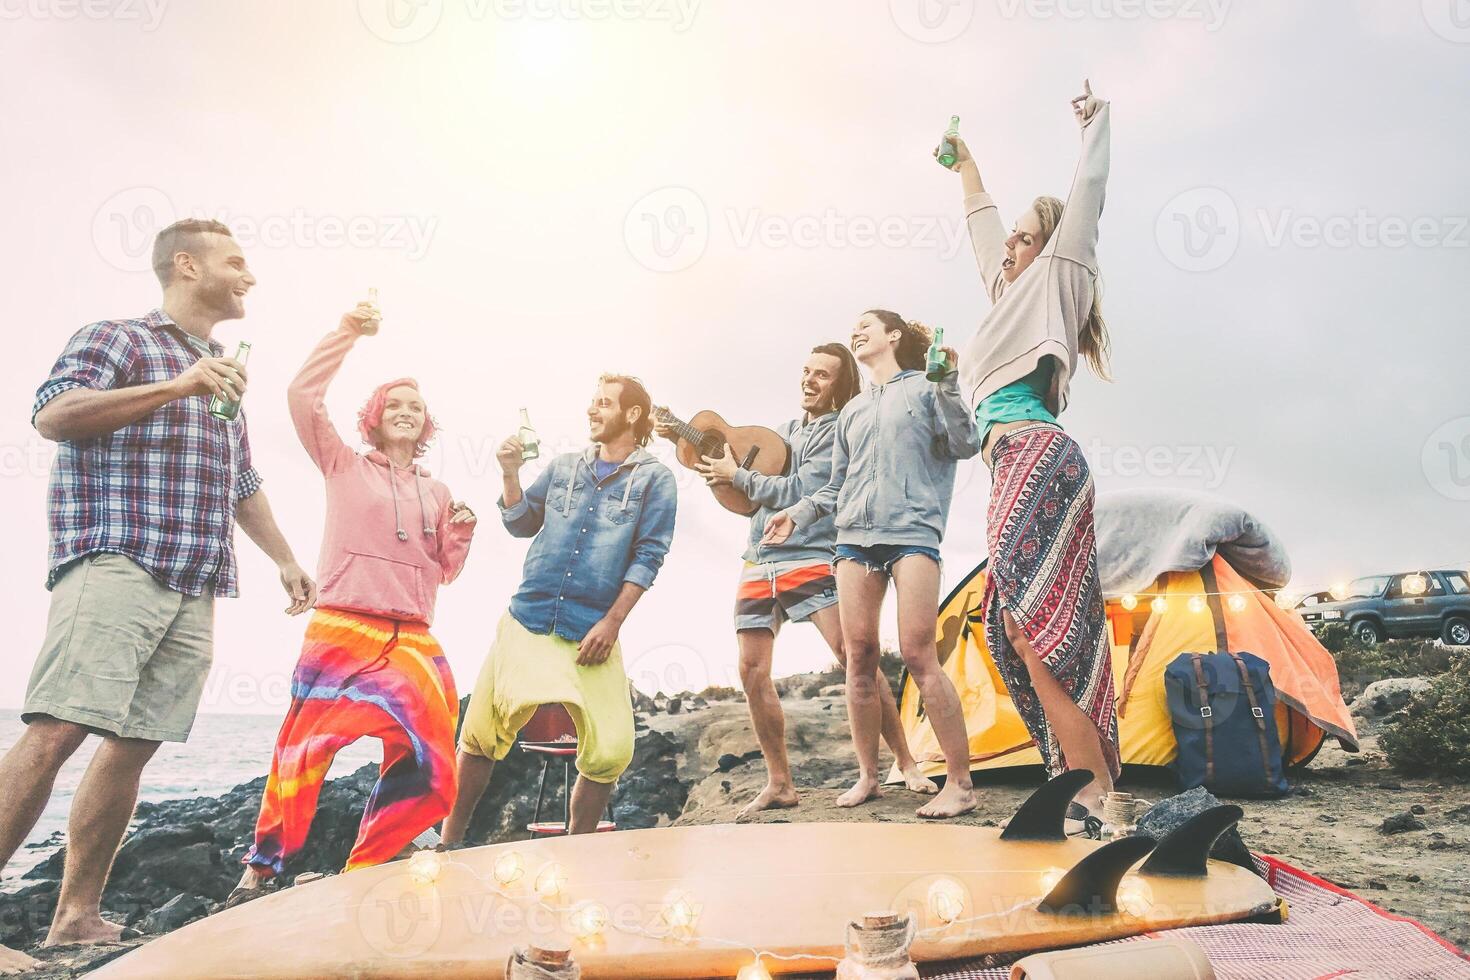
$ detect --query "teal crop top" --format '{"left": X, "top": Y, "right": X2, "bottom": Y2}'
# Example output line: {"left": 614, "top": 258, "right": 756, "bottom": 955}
{"left": 975, "top": 362, "right": 1059, "bottom": 445}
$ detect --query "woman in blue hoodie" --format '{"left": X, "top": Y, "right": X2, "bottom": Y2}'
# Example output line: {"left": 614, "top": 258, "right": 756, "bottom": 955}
{"left": 764, "top": 311, "right": 982, "bottom": 819}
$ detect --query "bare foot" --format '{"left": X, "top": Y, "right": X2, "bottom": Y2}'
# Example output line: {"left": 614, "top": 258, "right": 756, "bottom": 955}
{"left": 916, "top": 782, "right": 978, "bottom": 819}
{"left": 836, "top": 775, "right": 883, "bottom": 808}
{"left": 43, "top": 912, "right": 127, "bottom": 948}
{"left": 737, "top": 783, "right": 800, "bottom": 819}
{"left": 0, "top": 944, "right": 40, "bottom": 975}
{"left": 898, "top": 765, "right": 939, "bottom": 795}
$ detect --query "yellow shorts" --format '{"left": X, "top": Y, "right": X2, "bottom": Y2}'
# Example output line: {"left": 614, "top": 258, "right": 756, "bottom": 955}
{"left": 458, "top": 612, "right": 635, "bottom": 783}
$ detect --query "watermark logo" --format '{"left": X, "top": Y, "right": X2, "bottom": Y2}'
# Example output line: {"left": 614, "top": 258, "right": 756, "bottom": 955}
{"left": 1422, "top": 0, "right": 1470, "bottom": 42}
{"left": 993, "top": 0, "right": 1230, "bottom": 31}
{"left": 91, "top": 188, "right": 440, "bottom": 273}
{"left": 358, "top": 0, "right": 445, "bottom": 43}
{"left": 0, "top": 0, "right": 170, "bottom": 30}
{"left": 357, "top": 872, "right": 445, "bottom": 958}
{"left": 1155, "top": 187, "right": 1239, "bottom": 272}
{"left": 624, "top": 187, "right": 709, "bottom": 273}
{"left": 889, "top": 0, "right": 975, "bottom": 42}
{"left": 625, "top": 641, "right": 715, "bottom": 695}
{"left": 1423, "top": 415, "right": 1470, "bottom": 501}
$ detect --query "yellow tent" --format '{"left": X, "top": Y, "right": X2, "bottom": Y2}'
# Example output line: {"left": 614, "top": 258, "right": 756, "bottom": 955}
{"left": 894, "top": 553, "right": 1359, "bottom": 779}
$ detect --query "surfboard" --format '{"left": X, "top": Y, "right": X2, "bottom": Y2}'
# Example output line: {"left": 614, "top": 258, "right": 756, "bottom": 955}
{"left": 94, "top": 808, "right": 1278, "bottom": 979}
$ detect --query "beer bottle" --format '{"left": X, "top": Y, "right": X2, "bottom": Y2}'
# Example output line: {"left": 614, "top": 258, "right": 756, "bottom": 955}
{"left": 925, "top": 327, "right": 950, "bottom": 382}
{"left": 518, "top": 408, "right": 541, "bottom": 461}
{"left": 209, "top": 341, "right": 251, "bottom": 421}
{"left": 935, "top": 115, "right": 961, "bottom": 168}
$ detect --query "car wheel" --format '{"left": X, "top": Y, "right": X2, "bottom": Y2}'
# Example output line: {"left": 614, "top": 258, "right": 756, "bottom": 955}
{"left": 1444, "top": 616, "right": 1470, "bottom": 647}
{"left": 1353, "top": 619, "right": 1384, "bottom": 645}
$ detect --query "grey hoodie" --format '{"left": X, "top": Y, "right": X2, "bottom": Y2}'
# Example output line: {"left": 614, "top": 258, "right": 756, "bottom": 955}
{"left": 787, "top": 370, "right": 981, "bottom": 548}
{"left": 734, "top": 412, "right": 839, "bottom": 565}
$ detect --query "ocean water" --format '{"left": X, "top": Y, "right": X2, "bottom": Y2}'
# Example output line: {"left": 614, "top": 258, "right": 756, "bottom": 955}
{"left": 0, "top": 710, "right": 381, "bottom": 885}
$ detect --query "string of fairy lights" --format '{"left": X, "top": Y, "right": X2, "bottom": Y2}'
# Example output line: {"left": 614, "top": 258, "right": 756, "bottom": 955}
{"left": 1103, "top": 570, "right": 1440, "bottom": 617}
{"left": 395, "top": 848, "right": 1143, "bottom": 978}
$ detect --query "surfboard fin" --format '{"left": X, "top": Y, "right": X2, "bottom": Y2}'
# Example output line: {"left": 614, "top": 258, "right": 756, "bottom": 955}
{"left": 1037, "top": 836, "right": 1157, "bottom": 916}
{"left": 999, "top": 769, "right": 1094, "bottom": 843}
{"left": 1139, "top": 804, "right": 1245, "bottom": 878}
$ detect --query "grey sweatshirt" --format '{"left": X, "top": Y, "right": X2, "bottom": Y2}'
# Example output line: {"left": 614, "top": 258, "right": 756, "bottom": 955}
{"left": 787, "top": 370, "right": 981, "bottom": 549}
{"left": 734, "top": 412, "right": 839, "bottom": 565}
{"left": 959, "top": 101, "right": 1110, "bottom": 416}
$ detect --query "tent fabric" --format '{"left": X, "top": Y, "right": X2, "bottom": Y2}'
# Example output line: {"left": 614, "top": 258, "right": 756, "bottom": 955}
{"left": 1097, "top": 488, "right": 1292, "bottom": 594}
{"left": 926, "top": 855, "right": 1470, "bottom": 979}
{"left": 894, "top": 554, "right": 1358, "bottom": 779}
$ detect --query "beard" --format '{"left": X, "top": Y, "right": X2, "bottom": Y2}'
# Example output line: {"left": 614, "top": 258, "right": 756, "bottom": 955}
{"left": 595, "top": 413, "right": 630, "bottom": 444}
{"left": 198, "top": 267, "right": 242, "bottom": 320}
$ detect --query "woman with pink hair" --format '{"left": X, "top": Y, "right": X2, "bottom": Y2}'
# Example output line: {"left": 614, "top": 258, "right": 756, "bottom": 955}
{"left": 229, "top": 298, "right": 475, "bottom": 904}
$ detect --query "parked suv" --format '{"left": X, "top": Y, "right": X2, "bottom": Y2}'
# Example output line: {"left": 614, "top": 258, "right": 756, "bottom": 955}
{"left": 1297, "top": 570, "right": 1470, "bottom": 646}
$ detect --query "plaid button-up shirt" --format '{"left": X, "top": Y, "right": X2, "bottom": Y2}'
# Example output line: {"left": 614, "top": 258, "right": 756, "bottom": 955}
{"left": 32, "top": 309, "right": 263, "bottom": 597}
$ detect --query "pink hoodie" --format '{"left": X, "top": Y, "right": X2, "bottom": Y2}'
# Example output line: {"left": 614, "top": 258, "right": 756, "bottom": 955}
{"left": 288, "top": 326, "right": 474, "bottom": 625}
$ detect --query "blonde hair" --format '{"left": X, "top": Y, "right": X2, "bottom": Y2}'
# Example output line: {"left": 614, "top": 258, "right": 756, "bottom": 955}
{"left": 1031, "top": 195, "right": 1112, "bottom": 381}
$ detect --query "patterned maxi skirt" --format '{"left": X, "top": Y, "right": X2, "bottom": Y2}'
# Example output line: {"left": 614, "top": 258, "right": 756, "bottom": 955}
{"left": 982, "top": 423, "right": 1120, "bottom": 780}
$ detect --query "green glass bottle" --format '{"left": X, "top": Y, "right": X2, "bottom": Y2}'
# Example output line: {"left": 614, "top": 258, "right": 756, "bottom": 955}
{"left": 936, "top": 115, "right": 961, "bottom": 168}
{"left": 518, "top": 408, "right": 541, "bottom": 461}
{"left": 208, "top": 341, "right": 251, "bottom": 421}
{"left": 925, "top": 327, "right": 949, "bottom": 382}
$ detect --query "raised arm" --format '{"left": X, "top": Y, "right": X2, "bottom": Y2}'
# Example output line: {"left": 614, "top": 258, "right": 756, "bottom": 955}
{"left": 499, "top": 448, "right": 553, "bottom": 539}
{"left": 287, "top": 302, "right": 378, "bottom": 477}
{"left": 1047, "top": 81, "right": 1110, "bottom": 268}
{"left": 930, "top": 350, "right": 982, "bottom": 460}
{"left": 944, "top": 136, "right": 1010, "bottom": 305}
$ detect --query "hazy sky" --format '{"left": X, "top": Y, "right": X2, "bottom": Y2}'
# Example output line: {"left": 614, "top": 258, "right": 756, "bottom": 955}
{"left": 0, "top": 0, "right": 1466, "bottom": 712}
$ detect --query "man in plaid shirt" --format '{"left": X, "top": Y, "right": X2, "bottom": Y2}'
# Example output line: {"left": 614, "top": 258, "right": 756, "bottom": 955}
{"left": 0, "top": 219, "right": 316, "bottom": 956}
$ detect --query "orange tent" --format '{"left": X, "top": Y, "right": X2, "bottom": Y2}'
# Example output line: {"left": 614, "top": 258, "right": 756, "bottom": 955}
{"left": 895, "top": 528, "right": 1358, "bottom": 779}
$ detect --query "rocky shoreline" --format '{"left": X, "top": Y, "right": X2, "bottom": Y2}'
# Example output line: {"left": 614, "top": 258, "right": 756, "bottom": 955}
{"left": 3, "top": 667, "right": 1467, "bottom": 976}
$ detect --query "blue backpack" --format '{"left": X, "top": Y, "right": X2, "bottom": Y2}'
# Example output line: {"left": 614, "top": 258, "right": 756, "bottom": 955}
{"left": 1164, "top": 651, "right": 1289, "bottom": 798}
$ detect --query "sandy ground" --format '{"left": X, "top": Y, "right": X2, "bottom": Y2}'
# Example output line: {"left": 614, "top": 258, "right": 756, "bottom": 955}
{"left": 650, "top": 697, "right": 1470, "bottom": 954}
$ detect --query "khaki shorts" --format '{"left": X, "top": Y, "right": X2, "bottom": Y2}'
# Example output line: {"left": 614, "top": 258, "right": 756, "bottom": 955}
{"left": 459, "top": 612, "right": 634, "bottom": 783}
{"left": 23, "top": 553, "right": 215, "bottom": 743}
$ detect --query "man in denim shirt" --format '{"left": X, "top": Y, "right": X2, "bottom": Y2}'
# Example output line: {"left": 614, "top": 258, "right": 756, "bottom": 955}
{"left": 445, "top": 375, "right": 677, "bottom": 841}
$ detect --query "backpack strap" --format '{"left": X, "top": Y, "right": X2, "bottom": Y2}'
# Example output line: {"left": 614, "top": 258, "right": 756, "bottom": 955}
{"left": 1190, "top": 654, "right": 1215, "bottom": 785}
{"left": 1228, "top": 653, "right": 1274, "bottom": 777}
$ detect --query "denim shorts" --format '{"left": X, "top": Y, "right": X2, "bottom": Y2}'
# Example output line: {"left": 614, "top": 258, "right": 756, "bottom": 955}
{"left": 833, "top": 543, "right": 942, "bottom": 578}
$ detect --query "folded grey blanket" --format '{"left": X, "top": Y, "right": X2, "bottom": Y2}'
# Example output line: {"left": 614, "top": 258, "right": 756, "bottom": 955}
{"left": 1096, "top": 488, "right": 1291, "bottom": 595}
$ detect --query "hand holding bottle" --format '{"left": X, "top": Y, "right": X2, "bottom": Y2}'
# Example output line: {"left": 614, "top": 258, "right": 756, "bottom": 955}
{"left": 342, "top": 298, "right": 381, "bottom": 337}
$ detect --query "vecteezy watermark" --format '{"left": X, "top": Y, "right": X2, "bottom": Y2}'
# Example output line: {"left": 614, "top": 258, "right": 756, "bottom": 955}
{"left": 0, "top": 0, "right": 169, "bottom": 30}
{"left": 0, "top": 438, "right": 57, "bottom": 480}
{"left": 993, "top": 0, "right": 1230, "bottom": 31}
{"left": 1082, "top": 438, "right": 1236, "bottom": 489}
{"left": 1156, "top": 186, "right": 1469, "bottom": 271}
{"left": 624, "top": 186, "right": 971, "bottom": 272}
{"left": 91, "top": 187, "right": 439, "bottom": 273}
{"left": 358, "top": 0, "right": 700, "bottom": 43}
{"left": 623, "top": 187, "right": 710, "bottom": 273}
{"left": 1154, "top": 187, "right": 1241, "bottom": 273}
{"left": 624, "top": 641, "right": 719, "bottom": 696}
{"left": 1423, "top": 415, "right": 1470, "bottom": 502}
{"left": 1421, "top": 0, "right": 1470, "bottom": 43}
{"left": 889, "top": 0, "right": 975, "bottom": 43}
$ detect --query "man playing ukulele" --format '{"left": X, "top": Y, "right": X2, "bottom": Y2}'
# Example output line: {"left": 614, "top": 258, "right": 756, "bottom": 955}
{"left": 659, "top": 345, "right": 936, "bottom": 816}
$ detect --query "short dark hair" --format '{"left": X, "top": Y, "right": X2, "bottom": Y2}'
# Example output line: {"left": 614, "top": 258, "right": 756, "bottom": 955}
{"left": 863, "top": 309, "right": 933, "bottom": 372}
{"left": 810, "top": 343, "right": 863, "bottom": 412}
{"left": 152, "top": 218, "right": 235, "bottom": 287}
{"left": 598, "top": 374, "right": 654, "bottom": 446}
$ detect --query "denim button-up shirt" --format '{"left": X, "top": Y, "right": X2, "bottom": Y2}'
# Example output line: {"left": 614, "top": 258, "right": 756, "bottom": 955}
{"left": 501, "top": 446, "right": 678, "bottom": 643}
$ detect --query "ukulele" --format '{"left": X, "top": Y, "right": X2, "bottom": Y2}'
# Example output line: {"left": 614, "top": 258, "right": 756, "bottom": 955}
{"left": 654, "top": 408, "right": 790, "bottom": 517}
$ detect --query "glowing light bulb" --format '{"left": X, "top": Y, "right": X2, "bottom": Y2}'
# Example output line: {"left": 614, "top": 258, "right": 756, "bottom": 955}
{"left": 534, "top": 862, "right": 567, "bottom": 899}
{"left": 661, "top": 891, "right": 699, "bottom": 931}
{"left": 1150, "top": 596, "right": 1169, "bottom": 615}
{"left": 927, "top": 878, "right": 966, "bottom": 924}
{"left": 1188, "top": 595, "right": 1207, "bottom": 614}
{"left": 1227, "top": 593, "right": 1248, "bottom": 612}
{"left": 736, "top": 960, "right": 773, "bottom": 980}
{"left": 1329, "top": 581, "right": 1348, "bottom": 601}
{"left": 407, "top": 849, "right": 443, "bottom": 884}
{"left": 1404, "top": 573, "right": 1428, "bottom": 596}
{"left": 1117, "top": 875, "right": 1153, "bottom": 917}
{"left": 1038, "top": 867, "right": 1066, "bottom": 894}
{"left": 1119, "top": 594, "right": 1139, "bottom": 611}
{"left": 494, "top": 851, "right": 525, "bottom": 886}
{"left": 568, "top": 901, "right": 608, "bottom": 940}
